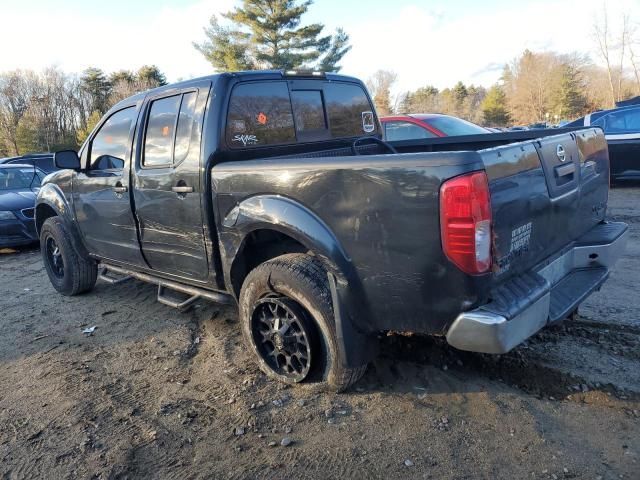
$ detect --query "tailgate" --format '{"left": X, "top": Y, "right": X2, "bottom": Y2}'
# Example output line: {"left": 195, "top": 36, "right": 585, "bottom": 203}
{"left": 480, "top": 128, "right": 610, "bottom": 281}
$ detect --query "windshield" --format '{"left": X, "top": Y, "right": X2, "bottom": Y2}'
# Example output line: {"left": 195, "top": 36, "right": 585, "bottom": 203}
{"left": 426, "top": 116, "right": 489, "bottom": 136}
{"left": 0, "top": 167, "right": 44, "bottom": 190}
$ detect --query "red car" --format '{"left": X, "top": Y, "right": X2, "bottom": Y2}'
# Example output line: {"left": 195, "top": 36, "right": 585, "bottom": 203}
{"left": 381, "top": 114, "right": 490, "bottom": 140}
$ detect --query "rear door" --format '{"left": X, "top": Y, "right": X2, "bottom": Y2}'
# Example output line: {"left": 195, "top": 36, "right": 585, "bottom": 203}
{"left": 481, "top": 128, "right": 610, "bottom": 281}
{"left": 132, "top": 81, "right": 211, "bottom": 281}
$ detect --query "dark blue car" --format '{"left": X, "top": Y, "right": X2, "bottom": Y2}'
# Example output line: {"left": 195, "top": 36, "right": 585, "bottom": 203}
{"left": 0, "top": 164, "right": 46, "bottom": 247}
{"left": 0, "top": 153, "right": 57, "bottom": 173}
{"left": 566, "top": 104, "right": 640, "bottom": 181}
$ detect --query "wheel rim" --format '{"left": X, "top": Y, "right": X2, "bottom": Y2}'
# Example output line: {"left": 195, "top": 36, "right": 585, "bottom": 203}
{"left": 46, "top": 236, "right": 64, "bottom": 278}
{"left": 251, "top": 297, "right": 313, "bottom": 381}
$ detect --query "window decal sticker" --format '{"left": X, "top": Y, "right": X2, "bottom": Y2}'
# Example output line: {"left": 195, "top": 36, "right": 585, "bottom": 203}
{"left": 362, "top": 111, "right": 375, "bottom": 133}
{"left": 257, "top": 112, "right": 268, "bottom": 125}
{"left": 232, "top": 134, "right": 258, "bottom": 146}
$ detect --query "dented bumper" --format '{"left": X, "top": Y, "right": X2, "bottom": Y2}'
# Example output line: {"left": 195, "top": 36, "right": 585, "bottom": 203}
{"left": 446, "top": 222, "right": 628, "bottom": 354}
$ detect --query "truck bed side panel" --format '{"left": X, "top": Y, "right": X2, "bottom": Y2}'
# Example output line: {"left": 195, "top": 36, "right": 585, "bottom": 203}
{"left": 213, "top": 153, "right": 485, "bottom": 334}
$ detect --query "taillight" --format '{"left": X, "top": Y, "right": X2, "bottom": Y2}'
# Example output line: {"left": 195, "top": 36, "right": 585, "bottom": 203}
{"left": 440, "top": 171, "right": 492, "bottom": 274}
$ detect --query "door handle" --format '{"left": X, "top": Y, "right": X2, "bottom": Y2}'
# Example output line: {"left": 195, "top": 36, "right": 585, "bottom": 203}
{"left": 172, "top": 185, "right": 194, "bottom": 194}
{"left": 555, "top": 163, "right": 575, "bottom": 178}
{"left": 113, "top": 185, "right": 128, "bottom": 193}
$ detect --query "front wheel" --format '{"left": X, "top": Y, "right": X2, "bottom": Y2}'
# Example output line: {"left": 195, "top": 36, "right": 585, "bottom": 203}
{"left": 239, "top": 254, "right": 367, "bottom": 391}
{"left": 40, "top": 217, "right": 97, "bottom": 296}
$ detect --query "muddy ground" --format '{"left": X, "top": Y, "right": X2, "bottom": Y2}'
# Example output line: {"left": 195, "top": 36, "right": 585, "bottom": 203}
{"left": 0, "top": 186, "right": 639, "bottom": 480}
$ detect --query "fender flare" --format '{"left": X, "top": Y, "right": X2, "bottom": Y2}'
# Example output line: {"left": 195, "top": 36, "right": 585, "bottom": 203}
{"left": 36, "top": 183, "right": 89, "bottom": 258}
{"left": 222, "top": 194, "right": 378, "bottom": 367}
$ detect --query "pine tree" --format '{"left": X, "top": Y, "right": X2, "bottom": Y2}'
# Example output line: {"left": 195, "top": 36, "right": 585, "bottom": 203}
{"left": 481, "top": 85, "right": 510, "bottom": 126}
{"left": 194, "top": 0, "right": 350, "bottom": 72}
{"left": 452, "top": 81, "right": 468, "bottom": 115}
{"left": 110, "top": 70, "right": 135, "bottom": 85}
{"left": 80, "top": 68, "right": 111, "bottom": 115}
{"left": 137, "top": 65, "right": 167, "bottom": 87}
{"left": 553, "top": 64, "right": 586, "bottom": 120}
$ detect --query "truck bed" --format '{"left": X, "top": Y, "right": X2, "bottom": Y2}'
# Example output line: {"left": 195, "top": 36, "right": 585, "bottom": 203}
{"left": 213, "top": 127, "right": 614, "bottom": 341}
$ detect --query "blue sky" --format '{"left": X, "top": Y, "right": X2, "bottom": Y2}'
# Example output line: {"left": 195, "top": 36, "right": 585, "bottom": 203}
{"left": 1, "top": 0, "right": 639, "bottom": 95}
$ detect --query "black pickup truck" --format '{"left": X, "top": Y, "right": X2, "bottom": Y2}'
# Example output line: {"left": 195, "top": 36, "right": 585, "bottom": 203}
{"left": 36, "top": 70, "right": 627, "bottom": 391}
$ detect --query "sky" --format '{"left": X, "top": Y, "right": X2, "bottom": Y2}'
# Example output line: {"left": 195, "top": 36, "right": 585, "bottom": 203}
{"left": 1, "top": 0, "right": 639, "bottom": 95}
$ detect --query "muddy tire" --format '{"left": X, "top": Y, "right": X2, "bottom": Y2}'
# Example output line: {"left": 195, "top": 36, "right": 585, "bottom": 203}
{"left": 239, "top": 253, "right": 367, "bottom": 392}
{"left": 40, "top": 217, "right": 97, "bottom": 296}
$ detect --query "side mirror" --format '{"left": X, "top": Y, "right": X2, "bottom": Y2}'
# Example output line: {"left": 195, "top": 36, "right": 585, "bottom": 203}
{"left": 54, "top": 150, "right": 81, "bottom": 170}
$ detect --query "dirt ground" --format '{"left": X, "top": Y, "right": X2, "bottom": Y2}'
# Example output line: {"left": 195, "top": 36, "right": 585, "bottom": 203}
{"left": 0, "top": 187, "right": 639, "bottom": 480}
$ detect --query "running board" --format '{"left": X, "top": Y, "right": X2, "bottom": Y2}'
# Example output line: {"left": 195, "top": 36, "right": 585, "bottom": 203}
{"left": 98, "top": 266, "right": 133, "bottom": 285}
{"left": 98, "top": 263, "right": 235, "bottom": 310}
{"left": 157, "top": 285, "right": 200, "bottom": 312}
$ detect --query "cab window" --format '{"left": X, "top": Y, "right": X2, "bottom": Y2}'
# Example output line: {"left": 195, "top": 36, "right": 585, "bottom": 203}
{"left": 226, "top": 82, "right": 296, "bottom": 148}
{"left": 143, "top": 95, "right": 181, "bottom": 167}
{"left": 291, "top": 90, "right": 328, "bottom": 140}
{"left": 174, "top": 92, "right": 198, "bottom": 163}
{"left": 142, "top": 92, "right": 200, "bottom": 167}
{"left": 89, "top": 107, "right": 136, "bottom": 170}
{"left": 226, "top": 80, "right": 377, "bottom": 149}
{"left": 324, "top": 83, "right": 378, "bottom": 137}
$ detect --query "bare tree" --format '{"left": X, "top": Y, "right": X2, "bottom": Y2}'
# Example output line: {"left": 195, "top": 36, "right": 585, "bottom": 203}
{"left": 366, "top": 70, "right": 397, "bottom": 116}
{"left": 617, "top": 14, "right": 630, "bottom": 101}
{"left": 0, "top": 71, "right": 34, "bottom": 154}
{"left": 593, "top": 3, "right": 617, "bottom": 106}
{"left": 627, "top": 24, "right": 640, "bottom": 94}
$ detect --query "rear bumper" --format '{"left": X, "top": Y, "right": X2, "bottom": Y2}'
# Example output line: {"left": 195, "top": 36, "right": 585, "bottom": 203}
{"left": 446, "top": 221, "right": 628, "bottom": 354}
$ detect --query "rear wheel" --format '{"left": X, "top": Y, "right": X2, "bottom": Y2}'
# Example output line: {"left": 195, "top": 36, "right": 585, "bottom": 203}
{"left": 40, "top": 217, "right": 97, "bottom": 296}
{"left": 239, "top": 253, "right": 367, "bottom": 391}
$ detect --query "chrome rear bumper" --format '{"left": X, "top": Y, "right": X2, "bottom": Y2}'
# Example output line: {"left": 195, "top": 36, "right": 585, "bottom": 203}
{"left": 446, "top": 222, "right": 628, "bottom": 354}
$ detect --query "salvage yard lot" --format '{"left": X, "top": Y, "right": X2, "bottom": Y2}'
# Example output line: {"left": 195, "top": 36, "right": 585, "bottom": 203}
{"left": 1, "top": 187, "right": 639, "bottom": 480}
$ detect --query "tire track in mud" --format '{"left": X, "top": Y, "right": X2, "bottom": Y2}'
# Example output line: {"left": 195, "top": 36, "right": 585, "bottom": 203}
{"left": 378, "top": 314, "right": 640, "bottom": 403}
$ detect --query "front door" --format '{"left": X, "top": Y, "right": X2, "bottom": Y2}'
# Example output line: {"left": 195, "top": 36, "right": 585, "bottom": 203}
{"left": 73, "top": 105, "right": 145, "bottom": 266}
{"left": 132, "top": 82, "right": 211, "bottom": 282}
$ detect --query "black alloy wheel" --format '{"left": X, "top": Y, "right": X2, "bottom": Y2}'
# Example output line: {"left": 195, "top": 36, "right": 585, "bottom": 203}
{"left": 45, "top": 235, "right": 64, "bottom": 278}
{"left": 251, "top": 296, "right": 314, "bottom": 382}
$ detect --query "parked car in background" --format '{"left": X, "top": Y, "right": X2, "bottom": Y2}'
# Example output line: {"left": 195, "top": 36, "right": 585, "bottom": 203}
{"left": 527, "top": 122, "right": 549, "bottom": 129}
{"left": 381, "top": 114, "right": 489, "bottom": 141}
{"left": 566, "top": 104, "right": 640, "bottom": 181}
{"left": 0, "top": 153, "right": 57, "bottom": 173}
{"left": 0, "top": 164, "right": 46, "bottom": 247}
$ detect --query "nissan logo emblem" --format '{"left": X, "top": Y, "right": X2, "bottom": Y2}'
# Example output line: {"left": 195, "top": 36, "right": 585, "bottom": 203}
{"left": 556, "top": 144, "right": 566, "bottom": 162}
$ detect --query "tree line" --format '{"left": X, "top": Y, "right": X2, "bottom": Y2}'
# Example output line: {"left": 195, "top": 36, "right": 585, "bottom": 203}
{"left": 0, "top": 65, "right": 167, "bottom": 157}
{"left": 370, "top": 5, "right": 640, "bottom": 127}
{"left": 374, "top": 48, "right": 639, "bottom": 127}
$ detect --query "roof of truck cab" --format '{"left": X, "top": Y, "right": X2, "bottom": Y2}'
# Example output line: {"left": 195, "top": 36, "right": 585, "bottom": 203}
{"left": 110, "top": 70, "right": 363, "bottom": 112}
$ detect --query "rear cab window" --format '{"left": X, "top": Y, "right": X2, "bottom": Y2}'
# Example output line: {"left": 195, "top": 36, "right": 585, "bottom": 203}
{"left": 226, "top": 80, "right": 377, "bottom": 149}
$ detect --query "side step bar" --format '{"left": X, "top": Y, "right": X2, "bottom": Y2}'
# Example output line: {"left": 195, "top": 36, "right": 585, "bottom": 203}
{"left": 98, "top": 263, "right": 235, "bottom": 310}
{"left": 99, "top": 266, "right": 133, "bottom": 285}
